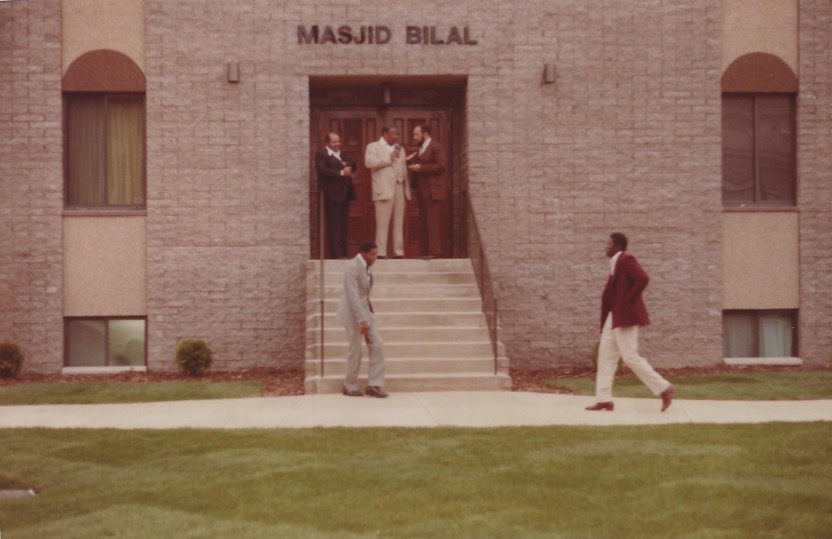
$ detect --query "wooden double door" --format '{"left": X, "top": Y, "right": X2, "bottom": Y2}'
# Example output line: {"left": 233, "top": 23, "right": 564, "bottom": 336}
{"left": 317, "top": 108, "right": 452, "bottom": 258}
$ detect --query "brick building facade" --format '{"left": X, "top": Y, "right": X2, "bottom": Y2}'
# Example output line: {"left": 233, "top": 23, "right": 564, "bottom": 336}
{"left": 1, "top": 0, "right": 829, "bottom": 374}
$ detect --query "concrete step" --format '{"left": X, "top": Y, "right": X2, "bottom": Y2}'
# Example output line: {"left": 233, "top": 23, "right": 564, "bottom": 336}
{"left": 308, "top": 326, "right": 491, "bottom": 342}
{"left": 308, "top": 284, "right": 481, "bottom": 299}
{"left": 307, "top": 312, "right": 488, "bottom": 327}
{"left": 310, "top": 271, "right": 477, "bottom": 286}
{"left": 305, "top": 356, "right": 497, "bottom": 375}
{"left": 314, "top": 297, "right": 483, "bottom": 313}
{"left": 309, "top": 341, "right": 495, "bottom": 359}
{"left": 305, "top": 372, "right": 512, "bottom": 394}
{"left": 308, "top": 258, "right": 475, "bottom": 273}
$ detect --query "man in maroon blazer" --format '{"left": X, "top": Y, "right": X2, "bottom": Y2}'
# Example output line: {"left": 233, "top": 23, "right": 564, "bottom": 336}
{"left": 586, "top": 232, "right": 676, "bottom": 412}
{"left": 407, "top": 124, "right": 446, "bottom": 258}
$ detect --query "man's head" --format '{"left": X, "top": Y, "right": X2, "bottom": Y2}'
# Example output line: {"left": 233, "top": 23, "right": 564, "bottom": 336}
{"left": 325, "top": 132, "right": 341, "bottom": 152}
{"left": 606, "top": 232, "right": 628, "bottom": 258}
{"left": 381, "top": 125, "right": 399, "bottom": 146}
{"left": 359, "top": 240, "right": 379, "bottom": 266}
{"left": 412, "top": 124, "right": 431, "bottom": 145}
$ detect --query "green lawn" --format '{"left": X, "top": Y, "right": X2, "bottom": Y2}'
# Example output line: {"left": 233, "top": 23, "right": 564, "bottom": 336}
{"left": 1, "top": 425, "right": 831, "bottom": 538}
{"left": 547, "top": 371, "right": 832, "bottom": 401}
{"left": 0, "top": 381, "right": 262, "bottom": 405}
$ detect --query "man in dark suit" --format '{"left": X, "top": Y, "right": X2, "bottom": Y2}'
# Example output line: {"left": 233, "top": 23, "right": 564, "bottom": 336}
{"left": 407, "top": 124, "right": 446, "bottom": 259}
{"left": 315, "top": 132, "right": 356, "bottom": 259}
{"left": 586, "top": 232, "right": 676, "bottom": 412}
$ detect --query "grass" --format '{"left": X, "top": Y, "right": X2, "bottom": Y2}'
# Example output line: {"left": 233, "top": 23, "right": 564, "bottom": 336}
{"left": 1, "top": 425, "right": 831, "bottom": 538}
{"left": 546, "top": 371, "right": 832, "bottom": 401}
{"left": 0, "top": 381, "right": 262, "bottom": 405}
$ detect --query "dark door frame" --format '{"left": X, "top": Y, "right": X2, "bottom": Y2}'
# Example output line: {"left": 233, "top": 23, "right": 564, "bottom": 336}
{"left": 309, "top": 76, "right": 467, "bottom": 259}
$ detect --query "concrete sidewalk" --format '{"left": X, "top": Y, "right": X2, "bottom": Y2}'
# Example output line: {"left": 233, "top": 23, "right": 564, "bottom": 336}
{"left": 2, "top": 392, "right": 832, "bottom": 429}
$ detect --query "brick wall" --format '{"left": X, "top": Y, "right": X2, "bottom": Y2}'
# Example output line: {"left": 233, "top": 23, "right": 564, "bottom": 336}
{"left": 464, "top": 2, "right": 724, "bottom": 368}
{"left": 0, "top": 1, "right": 64, "bottom": 372}
{"left": 143, "top": 0, "right": 725, "bottom": 371}
{"left": 798, "top": 0, "right": 832, "bottom": 366}
{"left": 144, "top": 1, "right": 310, "bottom": 370}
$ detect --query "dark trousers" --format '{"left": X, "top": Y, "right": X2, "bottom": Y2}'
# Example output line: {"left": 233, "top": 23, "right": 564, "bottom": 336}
{"left": 416, "top": 180, "right": 443, "bottom": 257}
{"left": 325, "top": 196, "right": 350, "bottom": 259}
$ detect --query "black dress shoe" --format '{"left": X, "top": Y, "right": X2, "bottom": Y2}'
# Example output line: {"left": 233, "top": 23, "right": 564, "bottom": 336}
{"left": 394, "top": 255, "right": 404, "bottom": 259}
{"left": 377, "top": 256, "right": 387, "bottom": 259}
{"left": 585, "top": 402, "right": 614, "bottom": 411}
{"left": 661, "top": 384, "right": 675, "bottom": 412}
{"left": 342, "top": 387, "right": 363, "bottom": 397}
{"left": 364, "top": 386, "right": 389, "bottom": 398}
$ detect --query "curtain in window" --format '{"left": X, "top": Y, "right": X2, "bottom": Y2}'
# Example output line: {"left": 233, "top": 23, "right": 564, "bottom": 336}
{"left": 756, "top": 96, "right": 795, "bottom": 205}
{"left": 759, "top": 313, "right": 793, "bottom": 357}
{"left": 107, "top": 97, "right": 145, "bottom": 205}
{"left": 722, "top": 96, "right": 755, "bottom": 204}
{"left": 723, "top": 313, "right": 754, "bottom": 357}
{"left": 66, "top": 96, "right": 106, "bottom": 206}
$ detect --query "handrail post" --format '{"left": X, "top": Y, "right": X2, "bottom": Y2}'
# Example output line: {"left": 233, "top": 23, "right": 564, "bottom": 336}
{"left": 493, "top": 297, "right": 498, "bottom": 375}
{"left": 319, "top": 190, "right": 325, "bottom": 379}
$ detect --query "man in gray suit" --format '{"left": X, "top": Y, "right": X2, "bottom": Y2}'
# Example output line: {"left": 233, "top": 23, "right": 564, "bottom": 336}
{"left": 337, "top": 240, "right": 388, "bottom": 398}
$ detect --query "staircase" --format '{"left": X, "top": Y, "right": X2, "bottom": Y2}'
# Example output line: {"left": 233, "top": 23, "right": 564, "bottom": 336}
{"left": 304, "top": 258, "right": 511, "bottom": 393}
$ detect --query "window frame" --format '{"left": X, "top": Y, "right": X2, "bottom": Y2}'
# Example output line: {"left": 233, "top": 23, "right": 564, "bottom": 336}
{"left": 64, "top": 316, "right": 148, "bottom": 368}
{"left": 722, "top": 309, "right": 799, "bottom": 358}
{"left": 721, "top": 92, "right": 797, "bottom": 209}
{"left": 63, "top": 92, "right": 148, "bottom": 211}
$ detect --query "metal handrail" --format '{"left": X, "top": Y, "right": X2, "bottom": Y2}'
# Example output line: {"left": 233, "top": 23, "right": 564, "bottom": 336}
{"left": 464, "top": 191, "right": 499, "bottom": 374}
{"left": 318, "top": 190, "right": 325, "bottom": 378}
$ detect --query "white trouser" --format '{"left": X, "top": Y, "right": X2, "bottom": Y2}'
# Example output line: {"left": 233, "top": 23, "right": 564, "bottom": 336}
{"left": 595, "top": 314, "right": 670, "bottom": 402}
{"left": 344, "top": 320, "right": 385, "bottom": 391}
{"left": 374, "top": 182, "right": 405, "bottom": 257}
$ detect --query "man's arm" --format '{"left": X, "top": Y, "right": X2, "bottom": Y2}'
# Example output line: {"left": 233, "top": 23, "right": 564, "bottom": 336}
{"left": 315, "top": 152, "right": 343, "bottom": 180}
{"left": 364, "top": 142, "right": 392, "bottom": 171}
{"left": 419, "top": 143, "right": 446, "bottom": 175}
{"left": 623, "top": 256, "right": 650, "bottom": 303}
{"left": 343, "top": 263, "right": 372, "bottom": 325}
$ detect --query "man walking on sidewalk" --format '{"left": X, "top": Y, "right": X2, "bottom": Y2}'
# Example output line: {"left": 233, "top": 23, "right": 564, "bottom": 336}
{"left": 586, "top": 232, "right": 675, "bottom": 412}
{"left": 337, "top": 240, "right": 388, "bottom": 398}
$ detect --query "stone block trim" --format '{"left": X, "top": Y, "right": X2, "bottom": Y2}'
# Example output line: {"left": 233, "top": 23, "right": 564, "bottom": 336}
{"left": 0, "top": 0, "right": 64, "bottom": 372}
{"left": 798, "top": 0, "right": 832, "bottom": 365}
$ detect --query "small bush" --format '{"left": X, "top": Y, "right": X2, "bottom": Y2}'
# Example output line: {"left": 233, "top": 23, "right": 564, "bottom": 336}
{"left": 175, "top": 339, "right": 213, "bottom": 376}
{"left": 0, "top": 342, "right": 25, "bottom": 379}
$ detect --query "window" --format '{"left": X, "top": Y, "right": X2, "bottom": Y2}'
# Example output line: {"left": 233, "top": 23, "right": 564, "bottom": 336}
{"left": 723, "top": 310, "right": 797, "bottom": 358}
{"left": 722, "top": 94, "right": 796, "bottom": 207}
{"left": 65, "top": 318, "right": 147, "bottom": 367}
{"left": 65, "top": 94, "right": 146, "bottom": 208}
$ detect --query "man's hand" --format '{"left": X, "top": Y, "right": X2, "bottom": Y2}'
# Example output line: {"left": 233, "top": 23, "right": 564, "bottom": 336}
{"left": 342, "top": 166, "right": 352, "bottom": 177}
{"left": 391, "top": 149, "right": 400, "bottom": 160}
{"left": 408, "top": 163, "right": 422, "bottom": 172}
{"left": 359, "top": 321, "right": 369, "bottom": 335}
{"left": 406, "top": 152, "right": 417, "bottom": 162}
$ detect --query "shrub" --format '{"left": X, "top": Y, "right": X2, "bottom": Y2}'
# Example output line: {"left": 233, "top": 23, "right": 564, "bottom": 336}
{"left": 0, "top": 342, "right": 25, "bottom": 379}
{"left": 175, "top": 339, "right": 213, "bottom": 376}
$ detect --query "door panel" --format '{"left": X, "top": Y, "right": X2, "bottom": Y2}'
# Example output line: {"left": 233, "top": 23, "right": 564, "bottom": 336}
{"left": 316, "top": 108, "right": 451, "bottom": 258}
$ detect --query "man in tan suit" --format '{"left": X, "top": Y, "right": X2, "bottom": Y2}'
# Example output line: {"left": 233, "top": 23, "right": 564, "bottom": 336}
{"left": 364, "top": 126, "right": 411, "bottom": 258}
{"left": 336, "top": 240, "right": 387, "bottom": 398}
{"left": 407, "top": 124, "right": 446, "bottom": 259}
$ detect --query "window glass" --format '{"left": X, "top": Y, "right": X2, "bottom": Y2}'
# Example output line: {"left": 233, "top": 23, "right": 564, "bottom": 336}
{"left": 723, "top": 312, "right": 755, "bottom": 358}
{"left": 65, "top": 94, "right": 145, "bottom": 208}
{"left": 721, "top": 94, "right": 795, "bottom": 207}
{"left": 108, "top": 319, "right": 146, "bottom": 367}
{"left": 758, "top": 313, "right": 794, "bottom": 357}
{"left": 66, "top": 319, "right": 107, "bottom": 366}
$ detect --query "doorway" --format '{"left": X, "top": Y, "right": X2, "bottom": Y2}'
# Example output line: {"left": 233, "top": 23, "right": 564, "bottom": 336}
{"left": 310, "top": 77, "right": 465, "bottom": 259}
